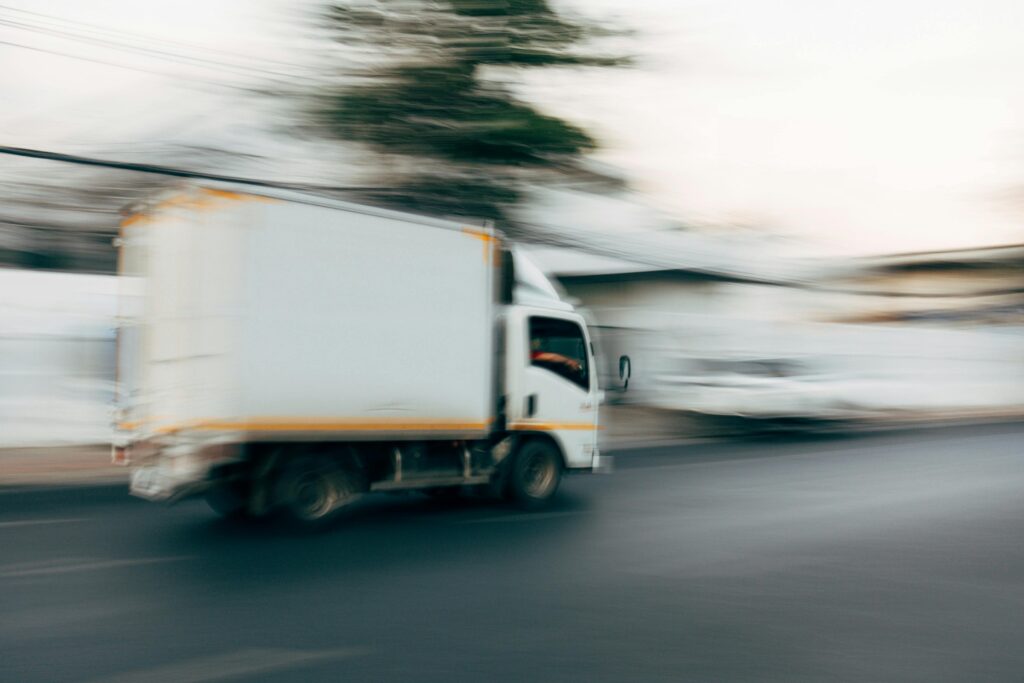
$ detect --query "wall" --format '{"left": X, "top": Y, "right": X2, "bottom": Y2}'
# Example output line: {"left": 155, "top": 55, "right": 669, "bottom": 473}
{"left": 558, "top": 271, "right": 1024, "bottom": 420}
{"left": 0, "top": 270, "right": 117, "bottom": 446}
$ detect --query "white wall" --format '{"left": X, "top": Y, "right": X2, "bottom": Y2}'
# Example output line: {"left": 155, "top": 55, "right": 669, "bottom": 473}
{"left": 0, "top": 270, "right": 117, "bottom": 446}
{"left": 562, "top": 274, "right": 1024, "bottom": 419}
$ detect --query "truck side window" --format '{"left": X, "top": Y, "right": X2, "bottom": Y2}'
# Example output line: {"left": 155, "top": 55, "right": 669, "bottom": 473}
{"left": 529, "top": 317, "right": 589, "bottom": 390}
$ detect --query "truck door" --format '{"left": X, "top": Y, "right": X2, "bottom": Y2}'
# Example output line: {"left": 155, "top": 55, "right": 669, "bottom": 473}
{"left": 507, "top": 309, "right": 599, "bottom": 469}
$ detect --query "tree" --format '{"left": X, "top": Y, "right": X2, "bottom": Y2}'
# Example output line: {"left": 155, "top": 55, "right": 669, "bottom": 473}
{"left": 311, "top": 0, "right": 629, "bottom": 228}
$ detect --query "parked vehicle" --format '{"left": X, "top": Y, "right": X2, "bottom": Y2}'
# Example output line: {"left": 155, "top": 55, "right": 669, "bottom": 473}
{"left": 113, "top": 182, "right": 607, "bottom": 525}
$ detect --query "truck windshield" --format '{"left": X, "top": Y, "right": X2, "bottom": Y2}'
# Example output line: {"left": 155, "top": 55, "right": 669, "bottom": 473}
{"left": 529, "top": 317, "right": 589, "bottom": 390}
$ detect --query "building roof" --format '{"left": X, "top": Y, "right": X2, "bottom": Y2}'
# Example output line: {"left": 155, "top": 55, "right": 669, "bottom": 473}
{"left": 516, "top": 188, "right": 839, "bottom": 285}
{"left": 521, "top": 231, "right": 830, "bottom": 286}
{"left": 854, "top": 243, "right": 1024, "bottom": 272}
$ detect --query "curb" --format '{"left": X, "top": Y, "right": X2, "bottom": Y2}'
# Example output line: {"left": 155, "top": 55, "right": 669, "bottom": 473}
{"left": 603, "top": 414, "right": 1024, "bottom": 454}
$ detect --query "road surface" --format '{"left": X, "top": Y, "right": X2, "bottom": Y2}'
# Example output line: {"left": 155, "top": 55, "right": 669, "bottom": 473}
{"left": 2, "top": 423, "right": 1024, "bottom": 682}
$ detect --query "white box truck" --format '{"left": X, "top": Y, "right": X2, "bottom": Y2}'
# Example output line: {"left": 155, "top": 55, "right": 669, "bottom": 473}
{"left": 114, "top": 182, "right": 607, "bottom": 525}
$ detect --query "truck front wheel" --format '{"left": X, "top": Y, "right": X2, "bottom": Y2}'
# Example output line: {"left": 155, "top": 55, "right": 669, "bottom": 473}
{"left": 205, "top": 480, "right": 248, "bottom": 519}
{"left": 204, "top": 465, "right": 254, "bottom": 520}
{"left": 507, "top": 440, "right": 563, "bottom": 510}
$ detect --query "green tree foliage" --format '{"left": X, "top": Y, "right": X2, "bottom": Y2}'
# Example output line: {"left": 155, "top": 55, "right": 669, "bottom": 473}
{"left": 314, "top": 0, "right": 628, "bottom": 226}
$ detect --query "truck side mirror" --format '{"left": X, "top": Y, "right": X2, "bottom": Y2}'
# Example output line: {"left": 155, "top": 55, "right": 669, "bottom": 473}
{"left": 618, "top": 355, "right": 631, "bottom": 391}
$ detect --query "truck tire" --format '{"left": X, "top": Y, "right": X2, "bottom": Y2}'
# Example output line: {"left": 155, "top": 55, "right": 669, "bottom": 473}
{"left": 204, "top": 464, "right": 258, "bottom": 520}
{"left": 507, "top": 439, "right": 563, "bottom": 510}
{"left": 204, "top": 479, "right": 249, "bottom": 519}
{"left": 274, "top": 456, "right": 363, "bottom": 529}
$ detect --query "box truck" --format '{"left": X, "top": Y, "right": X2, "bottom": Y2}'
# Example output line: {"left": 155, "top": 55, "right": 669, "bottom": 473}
{"left": 114, "top": 183, "right": 607, "bottom": 525}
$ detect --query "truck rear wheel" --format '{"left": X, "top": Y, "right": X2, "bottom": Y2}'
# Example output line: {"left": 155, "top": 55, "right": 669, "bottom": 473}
{"left": 274, "top": 456, "right": 363, "bottom": 528}
{"left": 507, "top": 440, "right": 563, "bottom": 510}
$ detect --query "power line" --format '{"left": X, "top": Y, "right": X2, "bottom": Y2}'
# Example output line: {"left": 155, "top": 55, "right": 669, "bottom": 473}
{"left": 0, "top": 16, "right": 300, "bottom": 81}
{"left": 0, "top": 216, "right": 115, "bottom": 236}
{"left": 0, "top": 3, "right": 307, "bottom": 72}
{"left": 0, "top": 144, "right": 387, "bottom": 195}
{"left": 0, "top": 38, "right": 239, "bottom": 86}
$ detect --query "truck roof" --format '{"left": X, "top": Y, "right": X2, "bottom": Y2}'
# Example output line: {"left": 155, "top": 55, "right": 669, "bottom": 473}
{"left": 121, "top": 180, "right": 499, "bottom": 239}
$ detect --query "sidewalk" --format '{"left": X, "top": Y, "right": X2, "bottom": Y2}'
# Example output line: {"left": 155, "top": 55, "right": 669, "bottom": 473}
{"left": 600, "top": 404, "right": 725, "bottom": 450}
{"left": 0, "top": 445, "right": 124, "bottom": 487}
{"left": 600, "top": 403, "right": 1024, "bottom": 449}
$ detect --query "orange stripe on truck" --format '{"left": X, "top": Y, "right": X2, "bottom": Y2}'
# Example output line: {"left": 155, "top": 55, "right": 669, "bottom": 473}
{"left": 198, "top": 187, "right": 279, "bottom": 203}
{"left": 118, "top": 188, "right": 279, "bottom": 229}
{"left": 508, "top": 422, "right": 599, "bottom": 431}
{"left": 461, "top": 227, "right": 499, "bottom": 264}
{"left": 120, "top": 213, "right": 151, "bottom": 228}
{"left": 151, "top": 418, "right": 491, "bottom": 434}
{"left": 127, "top": 418, "right": 599, "bottom": 434}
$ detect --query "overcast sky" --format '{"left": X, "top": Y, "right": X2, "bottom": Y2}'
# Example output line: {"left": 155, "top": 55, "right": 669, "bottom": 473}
{"left": 2, "top": 0, "right": 1023, "bottom": 255}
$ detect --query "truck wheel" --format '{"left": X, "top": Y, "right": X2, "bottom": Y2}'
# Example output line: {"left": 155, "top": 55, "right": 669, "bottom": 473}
{"left": 204, "top": 465, "right": 256, "bottom": 520}
{"left": 204, "top": 479, "right": 249, "bottom": 519}
{"left": 508, "top": 440, "right": 563, "bottom": 510}
{"left": 275, "top": 457, "right": 363, "bottom": 528}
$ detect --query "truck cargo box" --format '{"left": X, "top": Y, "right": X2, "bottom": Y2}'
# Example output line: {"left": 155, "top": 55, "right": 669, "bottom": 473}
{"left": 117, "top": 184, "right": 499, "bottom": 442}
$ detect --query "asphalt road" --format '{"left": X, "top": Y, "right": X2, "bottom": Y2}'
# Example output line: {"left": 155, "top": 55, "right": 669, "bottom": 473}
{"left": 3, "top": 423, "right": 1024, "bottom": 682}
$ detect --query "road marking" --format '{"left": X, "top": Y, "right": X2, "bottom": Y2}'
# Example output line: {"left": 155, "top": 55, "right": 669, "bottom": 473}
{"left": 87, "top": 647, "right": 365, "bottom": 683}
{"left": 0, "top": 556, "right": 192, "bottom": 578}
{"left": 0, "top": 517, "right": 88, "bottom": 529}
{"left": 460, "top": 510, "right": 581, "bottom": 524}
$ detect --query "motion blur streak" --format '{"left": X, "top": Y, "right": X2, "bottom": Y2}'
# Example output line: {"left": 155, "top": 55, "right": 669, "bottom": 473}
{"left": 2, "top": 0, "right": 1023, "bottom": 681}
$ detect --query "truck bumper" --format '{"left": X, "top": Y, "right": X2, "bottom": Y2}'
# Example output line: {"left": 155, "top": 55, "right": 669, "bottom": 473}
{"left": 130, "top": 464, "right": 210, "bottom": 503}
{"left": 590, "top": 450, "right": 613, "bottom": 474}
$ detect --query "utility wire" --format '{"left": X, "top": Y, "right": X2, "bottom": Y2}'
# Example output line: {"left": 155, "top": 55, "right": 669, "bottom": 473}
{"left": 0, "top": 16, "right": 301, "bottom": 81}
{"left": 0, "top": 216, "right": 117, "bottom": 236}
{"left": 0, "top": 3, "right": 307, "bottom": 72}
{"left": 0, "top": 38, "right": 242, "bottom": 86}
{"left": 0, "top": 144, "right": 388, "bottom": 195}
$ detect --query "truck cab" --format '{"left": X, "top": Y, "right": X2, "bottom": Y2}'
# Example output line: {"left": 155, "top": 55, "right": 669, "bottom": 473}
{"left": 505, "top": 251, "right": 602, "bottom": 473}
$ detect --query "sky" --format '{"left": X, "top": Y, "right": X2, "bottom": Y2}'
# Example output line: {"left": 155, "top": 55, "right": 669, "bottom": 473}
{"left": 2, "top": 0, "right": 1023, "bottom": 255}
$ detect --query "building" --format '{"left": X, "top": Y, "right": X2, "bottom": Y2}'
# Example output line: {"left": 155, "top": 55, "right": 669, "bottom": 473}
{"left": 525, "top": 236, "right": 1024, "bottom": 424}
